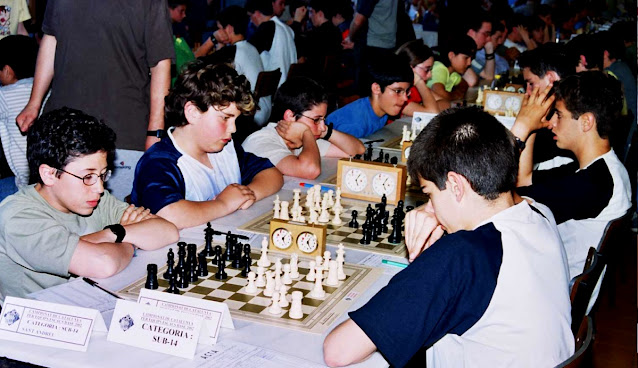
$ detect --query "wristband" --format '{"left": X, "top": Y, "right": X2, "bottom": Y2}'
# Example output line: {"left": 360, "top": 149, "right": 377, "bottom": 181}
{"left": 322, "top": 123, "right": 334, "bottom": 140}
{"left": 514, "top": 137, "right": 526, "bottom": 151}
{"left": 147, "top": 129, "right": 166, "bottom": 138}
{"left": 104, "top": 224, "right": 126, "bottom": 243}
{"left": 485, "top": 52, "right": 495, "bottom": 60}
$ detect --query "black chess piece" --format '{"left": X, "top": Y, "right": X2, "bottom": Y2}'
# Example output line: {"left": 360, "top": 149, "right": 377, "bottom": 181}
{"left": 388, "top": 215, "right": 402, "bottom": 244}
{"left": 384, "top": 153, "right": 390, "bottom": 163}
{"left": 211, "top": 245, "right": 222, "bottom": 265}
{"left": 177, "top": 266, "right": 189, "bottom": 288}
{"left": 376, "top": 149, "right": 384, "bottom": 162}
{"left": 366, "top": 204, "right": 373, "bottom": 219}
{"left": 241, "top": 254, "right": 251, "bottom": 277}
{"left": 203, "top": 223, "right": 215, "bottom": 256}
{"left": 163, "top": 248, "right": 175, "bottom": 279}
{"left": 244, "top": 243, "right": 251, "bottom": 257}
{"left": 232, "top": 244, "right": 242, "bottom": 269}
{"left": 145, "top": 264, "right": 158, "bottom": 289}
{"left": 370, "top": 217, "right": 378, "bottom": 241}
{"left": 198, "top": 252, "right": 209, "bottom": 276}
{"left": 359, "top": 223, "right": 371, "bottom": 244}
{"left": 176, "top": 245, "right": 187, "bottom": 273}
{"left": 165, "top": 274, "right": 180, "bottom": 294}
{"left": 349, "top": 210, "right": 359, "bottom": 228}
{"left": 225, "top": 238, "right": 234, "bottom": 261}
{"left": 365, "top": 142, "right": 374, "bottom": 161}
{"left": 381, "top": 194, "right": 387, "bottom": 205}
{"left": 215, "top": 254, "right": 228, "bottom": 280}
{"left": 381, "top": 211, "right": 389, "bottom": 233}
{"left": 390, "top": 156, "right": 398, "bottom": 165}
{"left": 188, "top": 258, "right": 199, "bottom": 283}
{"left": 187, "top": 243, "right": 197, "bottom": 263}
{"left": 354, "top": 154, "right": 362, "bottom": 160}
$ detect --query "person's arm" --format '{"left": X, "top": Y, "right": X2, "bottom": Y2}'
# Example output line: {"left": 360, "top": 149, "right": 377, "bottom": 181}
{"left": 68, "top": 239, "right": 134, "bottom": 279}
{"left": 348, "top": 13, "right": 367, "bottom": 41}
{"left": 323, "top": 319, "right": 377, "bottom": 367}
{"left": 246, "top": 167, "right": 283, "bottom": 203}
{"left": 479, "top": 41, "right": 495, "bottom": 81}
{"left": 403, "top": 79, "right": 439, "bottom": 116}
{"left": 324, "top": 129, "right": 365, "bottom": 157}
{"left": 518, "top": 26, "right": 538, "bottom": 50}
{"left": 17, "top": 21, "right": 28, "bottom": 36}
{"left": 146, "top": 59, "right": 171, "bottom": 150}
{"left": 404, "top": 203, "right": 445, "bottom": 262}
{"left": 194, "top": 30, "right": 229, "bottom": 58}
{"left": 463, "top": 67, "right": 479, "bottom": 87}
{"left": 275, "top": 120, "right": 322, "bottom": 179}
{"left": 16, "top": 34, "right": 56, "bottom": 132}
{"left": 79, "top": 217, "right": 179, "bottom": 251}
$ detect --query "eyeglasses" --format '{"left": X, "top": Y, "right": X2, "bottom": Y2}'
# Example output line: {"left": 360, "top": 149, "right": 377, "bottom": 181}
{"left": 389, "top": 88, "right": 410, "bottom": 97}
{"left": 298, "top": 114, "right": 326, "bottom": 125}
{"left": 57, "top": 169, "right": 112, "bottom": 186}
{"left": 415, "top": 65, "right": 433, "bottom": 73}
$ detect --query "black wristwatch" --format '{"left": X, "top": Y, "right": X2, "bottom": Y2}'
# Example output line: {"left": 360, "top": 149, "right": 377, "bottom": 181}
{"left": 322, "top": 123, "right": 334, "bottom": 140}
{"left": 104, "top": 224, "right": 126, "bottom": 243}
{"left": 514, "top": 136, "right": 526, "bottom": 151}
{"left": 147, "top": 129, "right": 166, "bottom": 138}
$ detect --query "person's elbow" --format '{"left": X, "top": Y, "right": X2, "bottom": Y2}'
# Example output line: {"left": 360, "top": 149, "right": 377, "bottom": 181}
{"left": 87, "top": 253, "right": 130, "bottom": 279}
{"left": 299, "top": 164, "right": 321, "bottom": 180}
{"left": 323, "top": 335, "right": 359, "bottom": 367}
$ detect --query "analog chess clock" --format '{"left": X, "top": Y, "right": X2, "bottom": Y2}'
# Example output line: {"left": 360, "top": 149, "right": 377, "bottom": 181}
{"left": 401, "top": 141, "right": 412, "bottom": 163}
{"left": 269, "top": 218, "right": 326, "bottom": 257}
{"left": 483, "top": 90, "right": 524, "bottom": 116}
{"left": 336, "top": 158, "right": 407, "bottom": 205}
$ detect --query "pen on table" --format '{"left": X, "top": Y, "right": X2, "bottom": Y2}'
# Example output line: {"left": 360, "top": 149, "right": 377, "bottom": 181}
{"left": 381, "top": 259, "right": 409, "bottom": 269}
{"left": 82, "top": 277, "right": 123, "bottom": 299}
{"left": 299, "top": 182, "right": 335, "bottom": 192}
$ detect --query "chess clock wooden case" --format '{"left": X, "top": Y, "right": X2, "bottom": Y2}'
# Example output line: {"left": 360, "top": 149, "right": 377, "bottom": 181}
{"left": 401, "top": 141, "right": 412, "bottom": 163}
{"left": 483, "top": 90, "right": 524, "bottom": 116}
{"left": 336, "top": 158, "right": 407, "bottom": 205}
{"left": 269, "top": 218, "right": 326, "bottom": 257}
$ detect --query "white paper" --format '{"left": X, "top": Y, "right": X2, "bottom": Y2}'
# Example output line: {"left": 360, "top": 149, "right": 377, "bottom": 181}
{"left": 107, "top": 299, "right": 202, "bottom": 359}
{"left": 358, "top": 254, "right": 404, "bottom": 275}
{"left": 0, "top": 296, "right": 102, "bottom": 352}
{"left": 411, "top": 112, "right": 437, "bottom": 132}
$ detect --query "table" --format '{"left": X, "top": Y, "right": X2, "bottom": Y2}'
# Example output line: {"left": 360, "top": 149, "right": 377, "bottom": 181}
{"left": 0, "top": 122, "right": 416, "bottom": 368}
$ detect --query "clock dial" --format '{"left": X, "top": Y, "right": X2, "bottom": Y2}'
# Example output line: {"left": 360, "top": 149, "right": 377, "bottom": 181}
{"left": 297, "top": 232, "right": 318, "bottom": 253}
{"left": 272, "top": 228, "right": 292, "bottom": 249}
{"left": 372, "top": 172, "right": 396, "bottom": 196}
{"left": 486, "top": 94, "right": 503, "bottom": 110}
{"left": 344, "top": 168, "right": 367, "bottom": 192}
{"left": 504, "top": 96, "right": 521, "bottom": 112}
{"left": 404, "top": 146, "right": 411, "bottom": 159}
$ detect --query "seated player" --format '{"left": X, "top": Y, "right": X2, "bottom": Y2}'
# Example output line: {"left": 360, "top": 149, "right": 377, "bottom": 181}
{"left": 242, "top": 77, "right": 364, "bottom": 179}
{"left": 0, "top": 108, "right": 179, "bottom": 301}
{"left": 394, "top": 39, "right": 442, "bottom": 115}
{"left": 323, "top": 107, "right": 574, "bottom": 367}
{"left": 427, "top": 35, "right": 476, "bottom": 104}
{"left": 325, "top": 54, "right": 413, "bottom": 138}
{"left": 513, "top": 71, "right": 632, "bottom": 279}
{"left": 131, "top": 63, "right": 284, "bottom": 229}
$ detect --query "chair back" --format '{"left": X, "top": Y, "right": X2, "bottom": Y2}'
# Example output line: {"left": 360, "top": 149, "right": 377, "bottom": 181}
{"left": 254, "top": 69, "right": 281, "bottom": 100}
{"left": 569, "top": 248, "right": 604, "bottom": 335}
{"left": 596, "top": 209, "right": 633, "bottom": 258}
{"left": 555, "top": 316, "right": 593, "bottom": 368}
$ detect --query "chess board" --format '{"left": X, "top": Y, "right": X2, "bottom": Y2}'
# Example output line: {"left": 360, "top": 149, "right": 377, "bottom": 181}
{"left": 378, "top": 136, "right": 403, "bottom": 151}
{"left": 118, "top": 245, "right": 382, "bottom": 334}
{"left": 322, "top": 174, "right": 428, "bottom": 202}
{"left": 239, "top": 197, "right": 408, "bottom": 257}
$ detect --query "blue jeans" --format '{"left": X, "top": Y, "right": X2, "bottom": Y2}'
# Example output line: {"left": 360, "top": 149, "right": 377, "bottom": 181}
{"left": 0, "top": 177, "right": 18, "bottom": 203}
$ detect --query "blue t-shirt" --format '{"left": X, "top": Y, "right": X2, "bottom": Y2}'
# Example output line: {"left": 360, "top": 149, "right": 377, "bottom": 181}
{"left": 131, "top": 135, "right": 273, "bottom": 214}
{"left": 326, "top": 97, "right": 388, "bottom": 138}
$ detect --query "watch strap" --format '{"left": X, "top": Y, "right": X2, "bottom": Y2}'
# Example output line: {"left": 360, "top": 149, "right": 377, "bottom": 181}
{"left": 146, "top": 129, "right": 166, "bottom": 138}
{"left": 104, "top": 224, "right": 126, "bottom": 243}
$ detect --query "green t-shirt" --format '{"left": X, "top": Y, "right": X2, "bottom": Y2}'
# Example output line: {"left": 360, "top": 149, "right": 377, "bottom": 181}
{"left": 0, "top": 185, "right": 128, "bottom": 301}
{"left": 427, "top": 61, "right": 462, "bottom": 92}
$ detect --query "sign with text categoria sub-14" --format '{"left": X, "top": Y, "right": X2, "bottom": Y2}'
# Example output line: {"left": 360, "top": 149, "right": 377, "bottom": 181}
{"left": 0, "top": 296, "right": 107, "bottom": 352}
{"left": 107, "top": 299, "right": 203, "bottom": 359}
{"left": 138, "top": 288, "right": 234, "bottom": 345}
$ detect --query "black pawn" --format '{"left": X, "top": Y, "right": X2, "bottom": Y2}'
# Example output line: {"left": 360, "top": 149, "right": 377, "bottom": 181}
{"left": 198, "top": 252, "right": 209, "bottom": 277}
{"left": 376, "top": 149, "right": 384, "bottom": 162}
{"left": 163, "top": 248, "right": 174, "bottom": 279}
{"left": 177, "top": 266, "right": 189, "bottom": 288}
{"left": 349, "top": 210, "right": 359, "bottom": 228}
{"left": 388, "top": 215, "right": 402, "bottom": 244}
{"left": 359, "top": 223, "right": 371, "bottom": 244}
{"left": 232, "top": 244, "right": 242, "bottom": 269}
{"left": 243, "top": 243, "right": 251, "bottom": 257}
{"left": 145, "top": 264, "right": 158, "bottom": 289}
{"left": 241, "top": 254, "right": 252, "bottom": 277}
{"left": 215, "top": 255, "right": 228, "bottom": 280}
{"left": 390, "top": 156, "right": 398, "bottom": 165}
{"left": 384, "top": 153, "right": 390, "bottom": 163}
{"left": 211, "top": 245, "right": 222, "bottom": 265}
{"left": 188, "top": 259, "right": 198, "bottom": 283}
{"left": 382, "top": 211, "right": 390, "bottom": 233}
{"left": 165, "top": 274, "right": 180, "bottom": 294}
{"left": 381, "top": 194, "right": 387, "bottom": 205}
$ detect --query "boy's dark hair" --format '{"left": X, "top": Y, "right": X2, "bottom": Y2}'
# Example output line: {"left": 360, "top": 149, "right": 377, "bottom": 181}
{"left": 168, "top": 0, "right": 188, "bottom": 8}
{"left": 165, "top": 62, "right": 255, "bottom": 127}
{"left": 309, "top": 0, "right": 334, "bottom": 20}
{"left": 333, "top": 0, "right": 353, "bottom": 20}
{"left": 492, "top": 20, "right": 505, "bottom": 34}
{"left": 27, "top": 107, "right": 116, "bottom": 184}
{"left": 245, "top": 0, "right": 273, "bottom": 16}
{"left": 272, "top": 77, "right": 328, "bottom": 121}
{"left": 598, "top": 30, "right": 625, "bottom": 61}
{"left": 367, "top": 53, "right": 413, "bottom": 93}
{"left": 554, "top": 71, "right": 623, "bottom": 140}
{"left": 505, "top": 13, "right": 526, "bottom": 32}
{"left": 438, "top": 35, "right": 476, "bottom": 67}
{"left": 396, "top": 39, "right": 434, "bottom": 68}
{"left": 0, "top": 35, "right": 38, "bottom": 80}
{"left": 524, "top": 15, "right": 545, "bottom": 32}
{"left": 518, "top": 43, "right": 573, "bottom": 80}
{"left": 566, "top": 33, "right": 603, "bottom": 71}
{"left": 407, "top": 106, "right": 519, "bottom": 200}
{"left": 218, "top": 5, "right": 249, "bottom": 36}
{"left": 462, "top": 11, "right": 491, "bottom": 34}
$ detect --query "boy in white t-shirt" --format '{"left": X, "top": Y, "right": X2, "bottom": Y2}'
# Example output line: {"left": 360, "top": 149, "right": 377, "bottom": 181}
{"left": 242, "top": 77, "right": 364, "bottom": 179}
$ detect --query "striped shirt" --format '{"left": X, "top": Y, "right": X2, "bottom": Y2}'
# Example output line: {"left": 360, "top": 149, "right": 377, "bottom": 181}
{"left": 0, "top": 78, "right": 32, "bottom": 187}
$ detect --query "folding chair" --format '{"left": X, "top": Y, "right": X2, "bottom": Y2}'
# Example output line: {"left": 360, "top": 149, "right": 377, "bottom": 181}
{"left": 555, "top": 316, "right": 594, "bottom": 368}
{"left": 254, "top": 69, "right": 282, "bottom": 100}
{"left": 569, "top": 248, "right": 604, "bottom": 335}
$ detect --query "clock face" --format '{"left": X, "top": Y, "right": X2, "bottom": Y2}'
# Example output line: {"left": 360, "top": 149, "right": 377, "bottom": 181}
{"left": 297, "top": 232, "right": 318, "bottom": 253}
{"left": 486, "top": 94, "right": 503, "bottom": 110}
{"left": 505, "top": 96, "right": 521, "bottom": 111}
{"left": 372, "top": 172, "right": 396, "bottom": 196}
{"left": 344, "top": 168, "right": 367, "bottom": 192}
{"left": 404, "top": 146, "right": 411, "bottom": 159}
{"left": 272, "top": 228, "right": 292, "bottom": 249}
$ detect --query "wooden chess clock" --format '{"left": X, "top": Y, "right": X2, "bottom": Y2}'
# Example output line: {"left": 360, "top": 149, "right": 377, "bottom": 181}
{"left": 483, "top": 90, "right": 524, "bottom": 116}
{"left": 336, "top": 158, "right": 407, "bottom": 205}
{"left": 401, "top": 141, "right": 413, "bottom": 163}
{"left": 269, "top": 218, "right": 326, "bottom": 257}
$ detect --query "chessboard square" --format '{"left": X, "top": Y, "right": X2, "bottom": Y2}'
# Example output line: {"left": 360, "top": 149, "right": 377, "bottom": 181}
{"left": 301, "top": 305, "right": 315, "bottom": 314}
{"left": 198, "top": 279, "right": 224, "bottom": 289}
{"left": 226, "top": 269, "right": 241, "bottom": 277}
{"left": 327, "top": 235, "right": 346, "bottom": 242}
{"left": 218, "top": 283, "right": 243, "bottom": 292}
{"left": 297, "top": 267, "right": 309, "bottom": 274}
{"left": 189, "top": 285, "right": 215, "bottom": 295}
{"left": 302, "top": 297, "right": 324, "bottom": 307}
{"left": 239, "top": 303, "right": 267, "bottom": 314}
{"left": 376, "top": 243, "right": 396, "bottom": 250}
{"left": 280, "top": 311, "right": 307, "bottom": 320}
{"left": 224, "top": 299, "right": 247, "bottom": 310}
{"left": 249, "top": 296, "right": 272, "bottom": 306}
{"left": 340, "top": 237, "right": 361, "bottom": 245}
{"left": 226, "top": 277, "right": 247, "bottom": 286}
{"left": 182, "top": 291, "right": 207, "bottom": 299}
{"left": 332, "top": 230, "right": 355, "bottom": 237}
{"left": 293, "top": 281, "right": 314, "bottom": 290}
{"left": 210, "top": 289, "right": 235, "bottom": 299}
{"left": 158, "top": 279, "right": 169, "bottom": 287}
{"left": 229, "top": 292, "right": 256, "bottom": 302}
{"left": 203, "top": 295, "right": 225, "bottom": 303}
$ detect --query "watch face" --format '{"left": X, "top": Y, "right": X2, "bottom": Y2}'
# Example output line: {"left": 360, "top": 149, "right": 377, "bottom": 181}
{"left": 404, "top": 146, "right": 411, "bottom": 159}
{"left": 505, "top": 96, "right": 521, "bottom": 111}
{"left": 344, "top": 168, "right": 367, "bottom": 192}
{"left": 486, "top": 94, "right": 503, "bottom": 110}
{"left": 297, "top": 232, "right": 318, "bottom": 253}
{"left": 272, "top": 228, "right": 292, "bottom": 249}
{"left": 372, "top": 172, "right": 396, "bottom": 196}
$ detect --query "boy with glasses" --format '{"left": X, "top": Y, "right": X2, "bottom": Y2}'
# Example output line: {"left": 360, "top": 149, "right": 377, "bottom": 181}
{"left": 0, "top": 107, "right": 179, "bottom": 301}
{"left": 242, "top": 77, "right": 364, "bottom": 179}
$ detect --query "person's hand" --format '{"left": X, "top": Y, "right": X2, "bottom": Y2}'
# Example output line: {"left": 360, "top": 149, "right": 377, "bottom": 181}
{"left": 275, "top": 120, "right": 310, "bottom": 149}
{"left": 341, "top": 37, "right": 354, "bottom": 50}
{"left": 145, "top": 136, "right": 160, "bottom": 150}
{"left": 120, "top": 204, "right": 155, "bottom": 225}
{"left": 16, "top": 103, "right": 40, "bottom": 133}
{"left": 413, "top": 70, "right": 422, "bottom": 86}
{"left": 293, "top": 6, "right": 307, "bottom": 23}
{"left": 484, "top": 39, "right": 495, "bottom": 54}
{"left": 514, "top": 84, "right": 554, "bottom": 137}
{"left": 404, "top": 205, "right": 445, "bottom": 262}
{"left": 216, "top": 184, "right": 256, "bottom": 213}
{"left": 517, "top": 25, "right": 530, "bottom": 41}
{"left": 214, "top": 29, "right": 230, "bottom": 46}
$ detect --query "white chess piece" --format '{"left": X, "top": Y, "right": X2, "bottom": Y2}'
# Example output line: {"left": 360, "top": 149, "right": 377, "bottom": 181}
{"left": 337, "top": 261, "right": 346, "bottom": 281}
{"left": 280, "top": 201, "right": 290, "bottom": 220}
{"left": 318, "top": 199, "right": 330, "bottom": 223}
{"left": 332, "top": 207, "right": 342, "bottom": 225}
{"left": 476, "top": 87, "right": 484, "bottom": 105}
{"left": 245, "top": 271, "right": 258, "bottom": 293}
{"left": 289, "top": 291, "right": 304, "bottom": 319}
{"left": 255, "top": 266, "right": 266, "bottom": 287}
{"left": 282, "top": 264, "right": 293, "bottom": 284}
{"left": 278, "top": 285, "right": 289, "bottom": 308}
{"left": 323, "top": 250, "right": 331, "bottom": 266}
{"left": 326, "top": 260, "right": 339, "bottom": 286}
{"left": 315, "top": 255, "right": 323, "bottom": 271}
{"left": 336, "top": 244, "right": 346, "bottom": 280}
{"left": 273, "top": 195, "right": 281, "bottom": 219}
{"left": 305, "top": 188, "right": 314, "bottom": 209}
{"left": 310, "top": 268, "right": 326, "bottom": 298}
{"left": 269, "top": 291, "right": 282, "bottom": 314}
{"left": 314, "top": 192, "right": 321, "bottom": 211}
{"left": 264, "top": 271, "right": 275, "bottom": 297}
{"left": 306, "top": 261, "right": 316, "bottom": 281}
{"left": 411, "top": 126, "right": 418, "bottom": 141}
{"left": 327, "top": 190, "right": 335, "bottom": 207}
{"left": 401, "top": 125, "right": 409, "bottom": 143}
{"left": 333, "top": 196, "right": 343, "bottom": 212}
{"left": 290, "top": 254, "right": 300, "bottom": 278}
{"left": 309, "top": 207, "right": 318, "bottom": 224}
{"left": 258, "top": 237, "right": 271, "bottom": 267}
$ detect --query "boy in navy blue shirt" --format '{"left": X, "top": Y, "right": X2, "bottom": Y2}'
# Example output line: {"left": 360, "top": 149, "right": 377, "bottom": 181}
{"left": 132, "top": 62, "right": 283, "bottom": 229}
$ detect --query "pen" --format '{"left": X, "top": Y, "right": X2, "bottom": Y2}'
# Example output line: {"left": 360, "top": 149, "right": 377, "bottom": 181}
{"left": 299, "top": 183, "right": 335, "bottom": 192}
{"left": 82, "top": 277, "right": 123, "bottom": 299}
{"left": 381, "top": 259, "right": 408, "bottom": 269}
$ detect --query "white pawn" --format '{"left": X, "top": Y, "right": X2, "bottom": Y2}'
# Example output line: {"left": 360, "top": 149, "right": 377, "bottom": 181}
{"left": 327, "top": 190, "right": 335, "bottom": 207}
{"left": 290, "top": 254, "right": 300, "bottom": 279}
{"left": 289, "top": 291, "right": 304, "bottom": 319}
{"left": 258, "top": 237, "right": 271, "bottom": 267}
{"left": 332, "top": 207, "right": 342, "bottom": 225}
{"left": 278, "top": 285, "right": 289, "bottom": 308}
{"left": 314, "top": 193, "right": 321, "bottom": 211}
{"left": 318, "top": 199, "right": 330, "bottom": 223}
{"left": 309, "top": 207, "right": 318, "bottom": 224}
{"left": 323, "top": 250, "right": 331, "bottom": 266}
{"left": 333, "top": 196, "right": 343, "bottom": 212}
{"left": 306, "top": 261, "right": 316, "bottom": 281}
{"left": 273, "top": 195, "right": 281, "bottom": 219}
{"left": 255, "top": 266, "right": 266, "bottom": 287}
{"left": 282, "top": 264, "right": 293, "bottom": 285}
{"left": 280, "top": 201, "right": 290, "bottom": 220}
{"left": 336, "top": 244, "right": 346, "bottom": 281}
{"left": 269, "top": 291, "right": 282, "bottom": 314}
{"left": 310, "top": 269, "right": 326, "bottom": 298}
{"left": 245, "top": 271, "right": 258, "bottom": 293}
{"left": 305, "top": 188, "right": 314, "bottom": 209}
{"left": 274, "top": 258, "right": 282, "bottom": 275}
{"left": 263, "top": 271, "right": 275, "bottom": 297}
{"left": 315, "top": 255, "right": 323, "bottom": 271}
{"left": 293, "top": 188, "right": 301, "bottom": 206}
{"left": 326, "top": 260, "right": 339, "bottom": 286}
{"left": 401, "top": 125, "right": 409, "bottom": 143}
{"left": 411, "top": 126, "right": 418, "bottom": 141}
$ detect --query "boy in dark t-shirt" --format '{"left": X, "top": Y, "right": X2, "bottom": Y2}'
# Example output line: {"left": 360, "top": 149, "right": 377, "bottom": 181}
{"left": 131, "top": 63, "right": 283, "bottom": 229}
